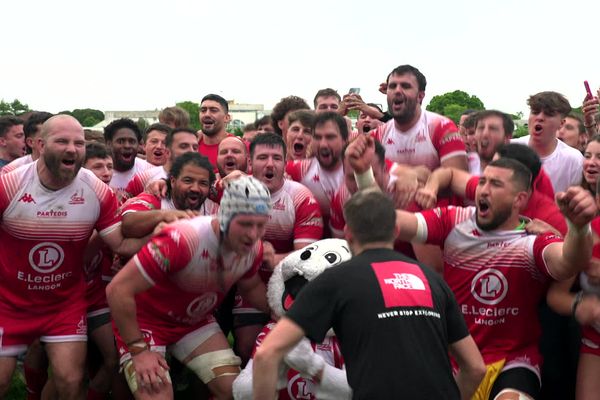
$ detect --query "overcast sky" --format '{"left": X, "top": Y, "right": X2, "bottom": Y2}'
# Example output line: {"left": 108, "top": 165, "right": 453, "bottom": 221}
{"left": 2, "top": 0, "right": 598, "bottom": 117}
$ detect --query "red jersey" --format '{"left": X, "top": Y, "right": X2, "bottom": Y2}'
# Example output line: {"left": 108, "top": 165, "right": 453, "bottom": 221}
{"left": 133, "top": 216, "right": 263, "bottom": 328}
{"left": 124, "top": 165, "right": 167, "bottom": 198}
{"left": 0, "top": 162, "right": 120, "bottom": 311}
{"left": 414, "top": 206, "right": 562, "bottom": 364}
{"left": 465, "top": 175, "right": 566, "bottom": 236}
{"left": 198, "top": 133, "right": 234, "bottom": 171}
{"left": 265, "top": 179, "right": 323, "bottom": 254}
{"left": 371, "top": 110, "right": 466, "bottom": 170}
{"left": 285, "top": 158, "right": 343, "bottom": 220}
{"left": 110, "top": 158, "right": 153, "bottom": 204}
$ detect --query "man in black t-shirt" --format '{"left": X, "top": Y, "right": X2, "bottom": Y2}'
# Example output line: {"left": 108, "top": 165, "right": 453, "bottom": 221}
{"left": 253, "top": 189, "right": 485, "bottom": 399}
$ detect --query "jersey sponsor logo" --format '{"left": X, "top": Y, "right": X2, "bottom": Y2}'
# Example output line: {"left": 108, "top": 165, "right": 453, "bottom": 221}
{"left": 396, "top": 148, "right": 416, "bottom": 155}
{"left": 18, "top": 193, "right": 36, "bottom": 204}
{"left": 471, "top": 268, "right": 508, "bottom": 305}
{"left": 272, "top": 199, "right": 285, "bottom": 211}
{"left": 28, "top": 242, "right": 65, "bottom": 273}
{"left": 287, "top": 374, "right": 316, "bottom": 400}
{"left": 185, "top": 293, "right": 218, "bottom": 320}
{"left": 69, "top": 190, "right": 85, "bottom": 205}
{"left": 36, "top": 210, "right": 68, "bottom": 218}
{"left": 439, "top": 133, "right": 463, "bottom": 146}
{"left": 148, "top": 242, "right": 170, "bottom": 272}
{"left": 371, "top": 261, "right": 433, "bottom": 308}
{"left": 76, "top": 315, "right": 87, "bottom": 335}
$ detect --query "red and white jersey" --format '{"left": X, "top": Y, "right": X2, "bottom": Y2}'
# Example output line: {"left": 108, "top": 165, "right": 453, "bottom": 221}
{"left": 265, "top": 180, "right": 323, "bottom": 254}
{"left": 121, "top": 192, "right": 219, "bottom": 217}
{"left": 253, "top": 322, "right": 344, "bottom": 400}
{"left": 0, "top": 154, "right": 33, "bottom": 175}
{"left": 0, "top": 161, "right": 120, "bottom": 311}
{"left": 414, "top": 206, "right": 562, "bottom": 364}
{"left": 330, "top": 184, "right": 351, "bottom": 238}
{"left": 286, "top": 158, "right": 343, "bottom": 220}
{"left": 124, "top": 165, "right": 167, "bottom": 198}
{"left": 371, "top": 110, "right": 466, "bottom": 171}
{"left": 133, "top": 216, "right": 263, "bottom": 328}
{"left": 110, "top": 158, "right": 153, "bottom": 203}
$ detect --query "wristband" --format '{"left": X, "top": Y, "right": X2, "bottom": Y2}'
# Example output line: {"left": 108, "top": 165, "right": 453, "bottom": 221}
{"left": 572, "top": 291, "right": 584, "bottom": 317}
{"left": 126, "top": 337, "right": 146, "bottom": 347}
{"left": 566, "top": 219, "right": 591, "bottom": 235}
{"left": 354, "top": 167, "right": 376, "bottom": 191}
{"left": 128, "top": 340, "right": 149, "bottom": 356}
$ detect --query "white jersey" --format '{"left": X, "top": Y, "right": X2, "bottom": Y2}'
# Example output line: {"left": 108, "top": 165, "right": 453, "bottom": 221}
{"left": 110, "top": 157, "right": 152, "bottom": 202}
{"left": 1, "top": 154, "right": 33, "bottom": 175}
{"left": 512, "top": 136, "right": 583, "bottom": 193}
{"left": 286, "top": 158, "right": 343, "bottom": 220}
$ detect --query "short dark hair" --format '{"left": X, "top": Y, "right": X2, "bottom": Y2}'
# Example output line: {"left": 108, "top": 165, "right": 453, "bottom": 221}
{"left": 475, "top": 110, "right": 515, "bottom": 137}
{"left": 24, "top": 112, "right": 53, "bottom": 139}
{"left": 158, "top": 106, "right": 190, "bottom": 129}
{"left": 167, "top": 152, "right": 216, "bottom": 195}
{"left": 463, "top": 112, "right": 479, "bottom": 129}
{"left": 270, "top": 96, "right": 310, "bottom": 136}
{"left": 144, "top": 123, "right": 172, "bottom": 141}
{"left": 287, "top": 109, "right": 316, "bottom": 129}
{"left": 103, "top": 118, "right": 142, "bottom": 142}
{"left": 166, "top": 127, "right": 198, "bottom": 148}
{"left": 85, "top": 142, "right": 112, "bottom": 163}
{"left": 313, "top": 112, "right": 349, "bottom": 142}
{"left": 313, "top": 88, "right": 341, "bottom": 108}
{"left": 495, "top": 143, "right": 541, "bottom": 181}
{"left": 344, "top": 189, "right": 396, "bottom": 244}
{"left": 527, "top": 91, "right": 571, "bottom": 118}
{"left": 243, "top": 123, "right": 257, "bottom": 133}
{"left": 387, "top": 65, "right": 427, "bottom": 91}
{"left": 566, "top": 113, "right": 585, "bottom": 134}
{"left": 366, "top": 103, "right": 384, "bottom": 114}
{"left": 201, "top": 94, "right": 229, "bottom": 113}
{"left": 250, "top": 132, "right": 286, "bottom": 160}
{"left": 486, "top": 157, "right": 532, "bottom": 192}
{"left": 0, "top": 116, "right": 23, "bottom": 138}
{"left": 255, "top": 115, "right": 272, "bottom": 129}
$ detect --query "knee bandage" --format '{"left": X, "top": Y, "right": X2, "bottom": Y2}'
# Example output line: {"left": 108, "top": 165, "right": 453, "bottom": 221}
{"left": 494, "top": 388, "right": 534, "bottom": 400}
{"left": 186, "top": 349, "right": 241, "bottom": 383}
{"left": 122, "top": 359, "right": 171, "bottom": 393}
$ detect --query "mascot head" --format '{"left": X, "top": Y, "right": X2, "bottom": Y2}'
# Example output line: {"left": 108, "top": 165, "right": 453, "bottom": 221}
{"left": 267, "top": 238, "right": 351, "bottom": 318}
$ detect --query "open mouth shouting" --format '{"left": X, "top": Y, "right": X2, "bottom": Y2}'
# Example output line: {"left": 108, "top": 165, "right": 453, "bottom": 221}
{"left": 292, "top": 141, "right": 306, "bottom": 158}
{"left": 391, "top": 96, "right": 405, "bottom": 112}
{"left": 185, "top": 191, "right": 203, "bottom": 209}
{"left": 532, "top": 124, "right": 543, "bottom": 136}
{"left": 202, "top": 118, "right": 215, "bottom": 131}
{"left": 478, "top": 197, "right": 491, "bottom": 219}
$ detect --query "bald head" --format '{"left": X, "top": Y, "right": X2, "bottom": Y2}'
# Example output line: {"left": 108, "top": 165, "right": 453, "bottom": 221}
{"left": 41, "top": 114, "right": 84, "bottom": 141}
{"left": 217, "top": 136, "right": 248, "bottom": 176}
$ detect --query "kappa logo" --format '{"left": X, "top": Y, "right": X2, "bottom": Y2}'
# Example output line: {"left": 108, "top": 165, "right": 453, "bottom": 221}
{"left": 471, "top": 268, "right": 508, "bottom": 305}
{"left": 18, "top": 193, "right": 36, "bottom": 204}
{"left": 29, "top": 242, "right": 65, "bottom": 274}
{"left": 471, "top": 229, "right": 481, "bottom": 237}
{"left": 69, "top": 190, "right": 85, "bottom": 205}
{"left": 312, "top": 174, "right": 320, "bottom": 182}
{"left": 415, "top": 132, "right": 427, "bottom": 143}
{"left": 201, "top": 249, "right": 210, "bottom": 259}
{"left": 386, "top": 138, "right": 394, "bottom": 145}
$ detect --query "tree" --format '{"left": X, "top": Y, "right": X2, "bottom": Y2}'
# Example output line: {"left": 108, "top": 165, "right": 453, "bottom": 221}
{"left": 0, "top": 99, "right": 31, "bottom": 116}
{"left": 514, "top": 124, "right": 528, "bottom": 138}
{"left": 137, "top": 118, "right": 149, "bottom": 134}
{"left": 71, "top": 109, "right": 104, "bottom": 126}
{"left": 426, "top": 90, "right": 485, "bottom": 124}
{"left": 176, "top": 101, "right": 201, "bottom": 131}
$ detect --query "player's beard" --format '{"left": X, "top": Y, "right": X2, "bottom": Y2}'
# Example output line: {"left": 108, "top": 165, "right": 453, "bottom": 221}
{"left": 43, "top": 152, "right": 82, "bottom": 184}
{"left": 476, "top": 203, "right": 512, "bottom": 231}
{"left": 388, "top": 95, "right": 418, "bottom": 126}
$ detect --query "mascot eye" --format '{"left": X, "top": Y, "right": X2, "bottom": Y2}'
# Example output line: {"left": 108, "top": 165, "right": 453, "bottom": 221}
{"left": 300, "top": 250, "right": 312, "bottom": 260}
{"left": 324, "top": 252, "right": 340, "bottom": 264}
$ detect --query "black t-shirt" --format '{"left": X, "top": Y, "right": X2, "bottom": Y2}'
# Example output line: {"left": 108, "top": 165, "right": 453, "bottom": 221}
{"left": 286, "top": 248, "right": 469, "bottom": 400}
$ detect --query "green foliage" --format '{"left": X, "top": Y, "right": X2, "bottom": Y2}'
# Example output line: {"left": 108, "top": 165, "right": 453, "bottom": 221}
{"left": 514, "top": 124, "right": 529, "bottom": 138}
{"left": 0, "top": 99, "right": 31, "bottom": 116}
{"left": 426, "top": 90, "right": 485, "bottom": 124}
{"left": 176, "top": 101, "right": 201, "bottom": 131}
{"left": 511, "top": 111, "right": 524, "bottom": 120}
{"left": 137, "top": 118, "right": 150, "bottom": 135}
{"left": 59, "top": 108, "right": 105, "bottom": 127}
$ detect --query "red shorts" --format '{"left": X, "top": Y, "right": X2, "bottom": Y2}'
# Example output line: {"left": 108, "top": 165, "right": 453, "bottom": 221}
{"left": 0, "top": 300, "right": 87, "bottom": 356}
{"left": 113, "top": 315, "right": 219, "bottom": 364}
{"left": 581, "top": 325, "right": 600, "bottom": 356}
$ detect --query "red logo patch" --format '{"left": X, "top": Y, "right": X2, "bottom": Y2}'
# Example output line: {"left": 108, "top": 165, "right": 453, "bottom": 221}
{"left": 371, "top": 261, "right": 433, "bottom": 308}
{"left": 18, "top": 193, "right": 36, "bottom": 204}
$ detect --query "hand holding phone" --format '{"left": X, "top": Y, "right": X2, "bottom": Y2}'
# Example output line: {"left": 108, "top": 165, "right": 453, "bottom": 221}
{"left": 349, "top": 88, "right": 360, "bottom": 95}
{"left": 585, "top": 81, "right": 594, "bottom": 100}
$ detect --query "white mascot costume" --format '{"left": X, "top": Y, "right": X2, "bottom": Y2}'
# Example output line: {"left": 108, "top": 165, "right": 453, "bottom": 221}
{"left": 232, "top": 238, "right": 353, "bottom": 399}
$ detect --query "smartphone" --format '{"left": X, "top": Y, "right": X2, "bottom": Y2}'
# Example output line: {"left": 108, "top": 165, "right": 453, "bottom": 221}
{"left": 585, "top": 80, "right": 593, "bottom": 99}
{"left": 349, "top": 88, "right": 360, "bottom": 95}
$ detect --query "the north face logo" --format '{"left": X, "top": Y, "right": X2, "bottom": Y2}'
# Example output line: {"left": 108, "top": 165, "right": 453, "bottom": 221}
{"left": 18, "top": 193, "right": 36, "bottom": 204}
